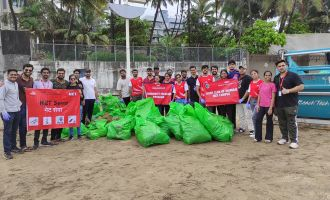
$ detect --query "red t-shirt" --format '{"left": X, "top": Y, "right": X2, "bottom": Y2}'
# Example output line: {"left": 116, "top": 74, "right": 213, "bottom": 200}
{"left": 174, "top": 81, "right": 187, "bottom": 99}
{"left": 143, "top": 76, "right": 155, "bottom": 84}
{"left": 249, "top": 79, "right": 263, "bottom": 98}
{"left": 197, "top": 75, "right": 213, "bottom": 99}
{"left": 130, "top": 77, "right": 143, "bottom": 96}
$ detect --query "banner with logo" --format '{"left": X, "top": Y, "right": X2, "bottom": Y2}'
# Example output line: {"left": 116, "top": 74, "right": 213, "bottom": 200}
{"left": 144, "top": 83, "right": 172, "bottom": 105}
{"left": 205, "top": 79, "right": 239, "bottom": 106}
{"left": 26, "top": 89, "right": 80, "bottom": 131}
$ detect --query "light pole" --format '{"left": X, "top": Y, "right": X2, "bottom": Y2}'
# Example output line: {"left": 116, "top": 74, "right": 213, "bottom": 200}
{"left": 108, "top": 2, "right": 146, "bottom": 77}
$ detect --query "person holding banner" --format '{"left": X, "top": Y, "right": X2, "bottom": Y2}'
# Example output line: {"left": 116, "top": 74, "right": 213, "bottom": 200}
{"left": 255, "top": 71, "right": 276, "bottom": 143}
{"left": 173, "top": 74, "right": 188, "bottom": 104}
{"left": 16, "top": 64, "right": 34, "bottom": 152}
{"left": 153, "top": 67, "right": 164, "bottom": 83}
{"left": 0, "top": 69, "right": 22, "bottom": 159}
{"left": 159, "top": 73, "right": 174, "bottom": 115}
{"left": 186, "top": 66, "right": 199, "bottom": 105}
{"left": 33, "top": 67, "right": 53, "bottom": 149}
{"left": 217, "top": 69, "right": 236, "bottom": 127}
{"left": 246, "top": 70, "right": 263, "bottom": 138}
{"left": 129, "top": 69, "right": 143, "bottom": 102}
{"left": 208, "top": 65, "right": 221, "bottom": 113}
{"left": 67, "top": 74, "right": 84, "bottom": 140}
{"left": 51, "top": 68, "right": 69, "bottom": 143}
{"left": 143, "top": 68, "right": 155, "bottom": 84}
{"left": 80, "top": 69, "right": 98, "bottom": 125}
{"left": 196, "top": 65, "right": 213, "bottom": 106}
{"left": 116, "top": 69, "right": 130, "bottom": 106}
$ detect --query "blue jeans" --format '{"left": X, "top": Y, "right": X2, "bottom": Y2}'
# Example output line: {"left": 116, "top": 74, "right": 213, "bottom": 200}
{"left": 2, "top": 112, "right": 20, "bottom": 153}
{"left": 69, "top": 126, "right": 81, "bottom": 137}
{"left": 249, "top": 98, "right": 258, "bottom": 131}
{"left": 18, "top": 104, "right": 27, "bottom": 148}
{"left": 175, "top": 98, "right": 186, "bottom": 104}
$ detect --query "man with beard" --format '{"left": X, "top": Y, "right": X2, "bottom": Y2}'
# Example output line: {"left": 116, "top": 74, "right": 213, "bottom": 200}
{"left": 186, "top": 66, "right": 199, "bottom": 105}
{"left": 196, "top": 65, "right": 213, "bottom": 107}
{"left": 236, "top": 65, "right": 253, "bottom": 134}
{"left": 33, "top": 67, "right": 53, "bottom": 149}
{"left": 0, "top": 69, "right": 22, "bottom": 159}
{"left": 80, "top": 69, "right": 98, "bottom": 124}
{"left": 129, "top": 69, "right": 143, "bottom": 102}
{"left": 116, "top": 69, "right": 130, "bottom": 106}
{"left": 51, "top": 68, "right": 69, "bottom": 143}
{"left": 16, "top": 64, "right": 34, "bottom": 152}
{"left": 181, "top": 70, "right": 188, "bottom": 81}
{"left": 143, "top": 68, "right": 155, "bottom": 84}
{"left": 207, "top": 65, "right": 221, "bottom": 113}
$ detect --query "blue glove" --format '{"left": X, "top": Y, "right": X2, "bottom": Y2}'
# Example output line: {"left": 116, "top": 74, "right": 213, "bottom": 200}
{"left": 1, "top": 111, "right": 10, "bottom": 121}
{"left": 183, "top": 99, "right": 188, "bottom": 104}
{"left": 239, "top": 98, "right": 244, "bottom": 103}
{"left": 200, "top": 99, "right": 206, "bottom": 104}
{"left": 120, "top": 99, "right": 125, "bottom": 103}
{"left": 246, "top": 103, "right": 251, "bottom": 110}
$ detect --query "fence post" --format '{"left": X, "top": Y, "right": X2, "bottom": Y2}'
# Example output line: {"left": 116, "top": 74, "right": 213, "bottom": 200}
{"left": 52, "top": 39, "right": 55, "bottom": 62}
{"left": 114, "top": 45, "right": 117, "bottom": 62}
{"left": 149, "top": 46, "right": 152, "bottom": 62}
{"left": 181, "top": 46, "right": 184, "bottom": 62}
{"left": 74, "top": 43, "right": 77, "bottom": 61}
{"left": 197, "top": 47, "right": 200, "bottom": 62}
{"left": 166, "top": 46, "right": 168, "bottom": 62}
{"left": 132, "top": 43, "right": 134, "bottom": 62}
{"left": 211, "top": 47, "right": 214, "bottom": 62}
{"left": 95, "top": 45, "right": 97, "bottom": 62}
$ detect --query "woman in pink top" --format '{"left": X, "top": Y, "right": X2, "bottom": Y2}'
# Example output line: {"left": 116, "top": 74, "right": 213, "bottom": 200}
{"left": 254, "top": 71, "right": 276, "bottom": 142}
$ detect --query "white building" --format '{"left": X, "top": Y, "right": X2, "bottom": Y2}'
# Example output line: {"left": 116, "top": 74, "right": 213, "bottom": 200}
{"left": 0, "top": 0, "right": 25, "bottom": 30}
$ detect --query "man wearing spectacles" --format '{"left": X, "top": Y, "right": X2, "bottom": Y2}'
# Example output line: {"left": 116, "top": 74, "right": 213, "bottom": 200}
{"left": 15, "top": 64, "right": 34, "bottom": 152}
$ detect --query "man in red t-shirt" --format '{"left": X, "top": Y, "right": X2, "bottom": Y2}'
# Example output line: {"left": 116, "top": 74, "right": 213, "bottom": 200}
{"left": 129, "top": 69, "right": 143, "bottom": 102}
{"left": 196, "top": 65, "right": 213, "bottom": 106}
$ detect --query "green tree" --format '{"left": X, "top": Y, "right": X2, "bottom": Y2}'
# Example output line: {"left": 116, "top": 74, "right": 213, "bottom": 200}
{"left": 240, "top": 20, "right": 286, "bottom": 54}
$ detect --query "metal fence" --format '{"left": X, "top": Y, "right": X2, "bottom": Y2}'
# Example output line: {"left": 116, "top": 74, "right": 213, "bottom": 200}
{"left": 31, "top": 43, "right": 247, "bottom": 62}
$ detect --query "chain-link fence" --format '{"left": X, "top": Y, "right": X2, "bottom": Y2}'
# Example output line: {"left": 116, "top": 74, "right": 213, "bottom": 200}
{"left": 31, "top": 43, "right": 247, "bottom": 62}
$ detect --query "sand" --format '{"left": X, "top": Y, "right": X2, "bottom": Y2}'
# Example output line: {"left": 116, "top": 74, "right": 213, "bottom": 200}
{"left": 0, "top": 126, "right": 330, "bottom": 200}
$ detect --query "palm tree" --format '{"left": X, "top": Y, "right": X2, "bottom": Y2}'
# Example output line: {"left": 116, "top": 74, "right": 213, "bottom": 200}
{"left": 8, "top": 0, "right": 18, "bottom": 30}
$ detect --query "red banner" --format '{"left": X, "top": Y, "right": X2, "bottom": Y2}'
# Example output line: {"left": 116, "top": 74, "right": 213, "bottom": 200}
{"left": 26, "top": 89, "right": 80, "bottom": 131}
{"left": 144, "top": 83, "right": 172, "bottom": 105}
{"left": 205, "top": 79, "right": 239, "bottom": 106}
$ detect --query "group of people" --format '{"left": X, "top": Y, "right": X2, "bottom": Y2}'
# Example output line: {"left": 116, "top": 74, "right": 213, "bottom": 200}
{"left": 116, "top": 59, "right": 304, "bottom": 149}
{"left": 1, "top": 59, "right": 304, "bottom": 160}
{"left": 0, "top": 65, "right": 98, "bottom": 160}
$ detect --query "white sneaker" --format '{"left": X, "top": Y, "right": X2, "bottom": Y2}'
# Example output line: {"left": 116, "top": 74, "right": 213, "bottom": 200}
{"left": 277, "top": 139, "right": 288, "bottom": 145}
{"left": 249, "top": 134, "right": 255, "bottom": 138}
{"left": 265, "top": 140, "right": 272, "bottom": 143}
{"left": 289, "top": 142, "right": 299, "bottom": 149}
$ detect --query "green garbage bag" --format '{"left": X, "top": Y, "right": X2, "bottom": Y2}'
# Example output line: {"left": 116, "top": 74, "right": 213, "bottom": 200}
{"left": 100, "top": 94, "right": 126, "bottom": 114}
{"left": 61, "top": 128, "right": 70, "bottom": 139}
{"left": 86, "top": 119, "right": 107, "bottom": 139}
{"left": 168, "top": 102, "right": 185, "bottom": 116}
{"left": 164, "top": 115, "right": 183, "bottom": 140}
{"left": 93, "top": 102, "right": 101, "bottom": 115}
{"left": 81, "top": 123, "right": 88, "bottom": 135}
{"left": 126, "top": 101, "right": 137, "bottom": 116}
{"left": 134, "top": 117, "right": 170, "bottom": 147}
{"left": 135, "top": 98, "right": 155, "bottom": 118}
{"left": 107, "top": 116, "right": 135, "bottom": 140}
{"left": 86, "top": 130, "right": 101, "bottom": 140}
{"left": 61, "top": 123, "right": 89, "bottom": 139}
{"left": 180, "top": 104, "right": 212, "bottom": 144}
{"left": 194, "top": 103, "right": 234, "bottom": 142}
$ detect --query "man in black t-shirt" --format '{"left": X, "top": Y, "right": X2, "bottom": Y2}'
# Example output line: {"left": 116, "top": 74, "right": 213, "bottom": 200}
{"left": 236, "top": 66, "right": 253, "bottom": 133}
{"left": 274, "top": 60, "right": 304, "bottom": 149}
{"left": 186, "top": 66, "right": 199, "bottom": 105}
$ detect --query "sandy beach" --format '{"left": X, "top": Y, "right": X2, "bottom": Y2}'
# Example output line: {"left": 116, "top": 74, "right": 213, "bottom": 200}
{"left": 0, "top": 125, "right": 329, "bottom": 200}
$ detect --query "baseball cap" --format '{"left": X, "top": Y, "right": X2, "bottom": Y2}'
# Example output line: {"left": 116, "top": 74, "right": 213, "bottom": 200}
{"left": 239, "top": 66, "right": 247, "bottom": 69}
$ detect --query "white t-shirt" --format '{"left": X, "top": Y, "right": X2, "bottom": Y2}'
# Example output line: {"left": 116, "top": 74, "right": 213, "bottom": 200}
{"left": 79, "top": 77, "right": 96, "bottom": 99}
{"left": 116, "top": 78, "right": 130, "bottom": 98}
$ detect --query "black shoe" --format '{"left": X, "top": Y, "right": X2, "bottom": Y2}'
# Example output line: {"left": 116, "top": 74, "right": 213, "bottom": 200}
{"left": 77, "top": 135, "right": 82, "bottom": 139}
{"left": 33, "top": 144, "right": 39, "bottom": 150}
{"left": 41, "top": 141, "right": 53, "bottom": 146}
{"left": 11, "top": 147, "right": 24, "bottom": 154}
{"left": 3, "top": 152, "right": 13, "bottom": 160}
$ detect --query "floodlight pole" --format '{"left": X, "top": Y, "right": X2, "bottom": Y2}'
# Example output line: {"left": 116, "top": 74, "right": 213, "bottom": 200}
{"left": 126, "top": 18, "right": 130, "bottom": 76}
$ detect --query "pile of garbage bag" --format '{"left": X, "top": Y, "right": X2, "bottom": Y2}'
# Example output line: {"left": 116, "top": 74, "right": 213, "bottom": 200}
{"left": 61, "top": 93, "right": 234, "bottom": 147}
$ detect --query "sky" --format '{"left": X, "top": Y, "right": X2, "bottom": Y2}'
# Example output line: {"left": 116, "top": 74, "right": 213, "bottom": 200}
{"left": 122, "top": 1, "right": 179, "bottom": 18}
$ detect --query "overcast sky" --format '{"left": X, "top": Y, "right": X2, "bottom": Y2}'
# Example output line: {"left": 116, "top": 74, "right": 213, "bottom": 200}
{"left": 124, "top": 1, "right": 179, "bottom": 18}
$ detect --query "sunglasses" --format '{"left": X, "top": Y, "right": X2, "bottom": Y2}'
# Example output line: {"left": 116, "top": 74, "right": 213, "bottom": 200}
{"left": 24, "top": 69, "right": 32, "bottom": 72}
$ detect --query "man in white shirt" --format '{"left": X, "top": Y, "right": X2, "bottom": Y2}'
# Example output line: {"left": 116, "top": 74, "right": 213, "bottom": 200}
{"left": 116, "top": 69, "right": 130, "bottom": 106}
{"left": 79, "top": 69, "right": 98, "bottom": 124}
{"left": 0, "top": 69, "right": 22, "bottom": 159}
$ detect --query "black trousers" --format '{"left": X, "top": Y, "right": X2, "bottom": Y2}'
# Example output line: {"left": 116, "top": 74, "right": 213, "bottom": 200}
{"left": 157, "top": 105, "right": 170, "bottom": 116}
{"left": 218, "top": 104, "right": 236, "bottom": 128}
{"left": 255, "top": 106, "right": 274, "bottom": 141}
{"left": 207, "top": 106, "right": 222, "bottom": 114}
{"left": 34, "top": 129, "right": 49, "bottom": 145}
{"left": 51, "top": 128, "right": 63, "bottom": 141}
{"left": 123, "top": 97, "right": 130, "bottom": 106}
{"left": 82, "top": 99, "right": 95, "bottom": 124}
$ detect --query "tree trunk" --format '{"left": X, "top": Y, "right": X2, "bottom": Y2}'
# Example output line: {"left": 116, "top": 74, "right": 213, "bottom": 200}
{"left": 109, "top": 0, "right": 115, "bottom": 52}
{"left": 148, "top": 0, "right": 161, "bottom": 45}
{"left": 8, "top": 0, "right": 18, "bottom": 30}
{"left": 278, "top": 14, "right": 288, "bottom": 33}
{"left": 160, "top": 7, "right": 170, "bottom": 36}
{"left": 175, "top": 0, "right": 185, "bottom": 37}
{"left": 187, "top": 0, "right": 191, "bottom": 46}
{"left": 285, "top": 0, "right": 297, "bottom": 32}
{"left": 171, "top": 2, "right": 180, "bottom": 36}
{"left": 66, "top": 7, "right": 75, "bottom": 43}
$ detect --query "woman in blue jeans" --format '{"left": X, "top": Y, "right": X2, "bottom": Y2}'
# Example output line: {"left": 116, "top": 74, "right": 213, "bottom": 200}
{"left": 67, "top": 74, "right": 84, "bottom": 140}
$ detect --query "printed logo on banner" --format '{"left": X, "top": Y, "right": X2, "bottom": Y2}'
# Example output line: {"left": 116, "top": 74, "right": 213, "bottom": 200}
{"left": 43, "top": 117, "right": 52, "bottom": 125}
{"left": 68, "top": 115, "right": 77, "bottom": 124}
{"left": 56, "top": 116, "right": 65, "bottom": 124}
{"left": 29, "top": 117, "right": 39, "bottom": 126}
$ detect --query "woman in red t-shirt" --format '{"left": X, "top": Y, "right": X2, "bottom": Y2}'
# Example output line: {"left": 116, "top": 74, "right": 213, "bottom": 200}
{"left": 247, "top": 70, "right": 263, "bottom": 138}
{"left": 173, "top": 74, "right": 188, "bottom": 104}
